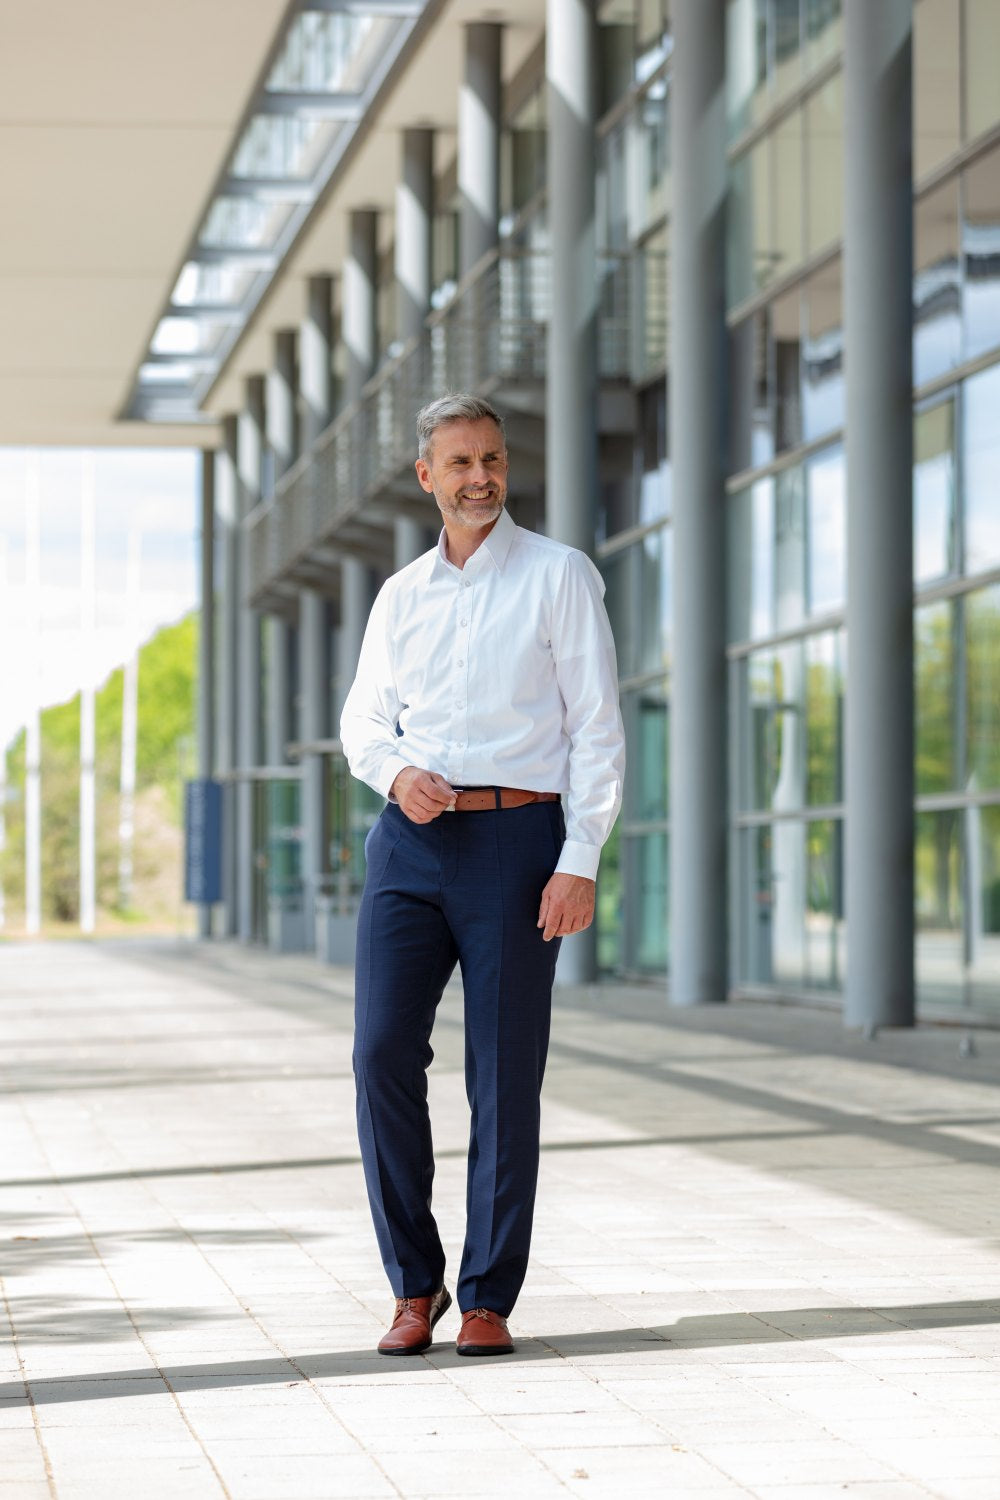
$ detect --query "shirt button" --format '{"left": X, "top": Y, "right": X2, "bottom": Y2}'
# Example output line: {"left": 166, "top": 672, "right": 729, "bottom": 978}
{"left": 457, "top": 701, "right": 465, "bottom": 709}
{"left": 457, "top": 659, "right": 465, "bottom": 667}
{"left": 463, "top": 580, "right": 471, "bottom": 588}
{"left": 460, "top": 618, "right": 468, "bottom": 626}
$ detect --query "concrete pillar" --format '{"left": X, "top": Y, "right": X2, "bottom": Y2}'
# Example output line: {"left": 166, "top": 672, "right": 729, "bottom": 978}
{"left": 459, "top": 23, "right": 501, "bottom": 277}
{"left": 393, "top": 518, "right": 431, "bottom": 570}
{"left": 547, "top": 0, "right": 599, "bottom": 984}
{"left": 344, "top": 210, "right": 378, "bottom": 404}
{"left": 668, "top": 0, "right": 728, "bottom": 1006}
{"left": 299, "top": 589, "right": 329, "bottom": 950}
{"left": 236, "top": 376, "right": 265, "bottom": 943}
{"left": 844, "top": 0, "right": 915, "bottom": 1031}
{"left": 217, "top": 417, "right": 240, "bottom": 938}
{"left": 301, "top": 275, "right": 334, "bottom": 448}
{"left": 299, "top": 277, "right": 335, "bottom": 950}
{"left": 396, "top": 128, "right": 434, "bottom": 343}
{"left": 198, "top": 449, "right": 216, "bottom": 940}
{"left": 341, "top": 211, "right": 380, "bottom": 711}
{"left": 265, "top": 330, "right": 296, "bottom": 767}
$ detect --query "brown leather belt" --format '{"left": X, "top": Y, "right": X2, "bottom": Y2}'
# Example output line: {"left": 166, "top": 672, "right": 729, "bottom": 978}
{"left": 448, "top": 786, "right": 560, "bottom": 813}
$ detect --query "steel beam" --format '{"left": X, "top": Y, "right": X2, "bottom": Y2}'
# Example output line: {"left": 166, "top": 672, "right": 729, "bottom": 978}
{"left": 258, "top": 89, "right": 363, "bottom": 120}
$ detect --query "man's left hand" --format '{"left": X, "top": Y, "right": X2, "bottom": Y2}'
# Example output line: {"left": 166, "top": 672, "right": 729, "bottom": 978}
{"left": 537, "top": 873, "right": 596, "bottom": 942}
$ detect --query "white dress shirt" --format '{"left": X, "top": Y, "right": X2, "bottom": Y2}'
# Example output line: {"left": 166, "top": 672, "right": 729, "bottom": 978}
{"left": 339, "top": 507, "right": 625, "bottom": 880}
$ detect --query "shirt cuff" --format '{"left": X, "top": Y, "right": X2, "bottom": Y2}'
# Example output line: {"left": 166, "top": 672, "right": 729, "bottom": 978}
{"left": 554, "top": 838, "right": 601, "bottom": 881}
{"left": 375, "top": 754, "right": 414, "bottom": 801}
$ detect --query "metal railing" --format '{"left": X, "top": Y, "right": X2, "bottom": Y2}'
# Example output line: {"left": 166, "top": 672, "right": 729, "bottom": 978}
{"left": 249, "top": 244, "right": 659, "bottom": 603}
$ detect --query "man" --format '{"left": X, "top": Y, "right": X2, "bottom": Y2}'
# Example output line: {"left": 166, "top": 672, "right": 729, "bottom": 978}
{"left": 340, "top": 393, "right": 625, "bottom": 1357}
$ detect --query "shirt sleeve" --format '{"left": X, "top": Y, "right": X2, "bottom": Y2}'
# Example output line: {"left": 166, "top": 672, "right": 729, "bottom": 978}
{"left": 549, "top": 551, "right": 626, "bottom": 880}
{"left": 338, "top": 581, "right": 414, "bottom": 799}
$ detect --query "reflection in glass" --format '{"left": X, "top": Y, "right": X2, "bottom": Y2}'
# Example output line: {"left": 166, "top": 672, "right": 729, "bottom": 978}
{"left": 773, "top": 107, "right": 804, "bottom": 281}
{"left": 965, "top": 0, "right": 1000, "bottom": 140}
{"left": 913, "top": 180, "right": 961, "bottom": 386}
{"left": 969, "top": 804, "right": 1000, "bottom": 1014}
{"left": 266, "top": 780, "right": 303, "bottom": 904}
{"left": 623, "top": 682, "right": 668, "bottom": 821}
{"left": 775, "top": 464, "right": 806, "bottom": 629}
{"left": 914, "top": 399, "right": 956, "bottom": 584}
{"left": 915, "top": 600, "right": 957, "bottom": 795}
{"left": 634, "top": 831, "right": 669, "bottom": 971}
{"left": 915, "top": 809, "right": 964, "bottom": 1009}
{"left": 801, "top": 260, "right": 844, "bottom": 441}
{"left": 637, "top": 226, "right": 669, "bottom": 381}
{"left": 726, "top": 0, "right": 769, "bottom": 137}
{"left": 638, "top": 527, "right": 672, "bottom": 675}
{"left": 728, "top": 137, "right": 772, "bottom": 305}
{"left": 805, "top": 818, "right": 844, "bottom": 988}
{"left": 774, "top": 286, "right": 803, "bottom": 452}
{"left": 746, "top": 643, "right": 805, "bottom": 812}
{"left": 601, "top": 548, "right": 634, "bottom": 679}
{"left": 805, "top": 71, "right": 843, "bottom": 255}
{"left": 635, "top": 78, "right": 670, "bottom": 235}
{"left": 966, "top": 584, "right": 1000, "bottom": 792}
{"left": 728, "top": 478, "right": 774, "bottom": 643}
{"left": 729, "top": 310, "right": 774, "bottom": 473}
{"left": 913, "top": 0, "right": 961, "bottom": 179}
{"left": 597, "top": 819, "right": 623, "bottom": 973}
{"left": 739, "top": 821, "right": 806, "bottom": 987}
{"left": 806, "top": 443, "right": 845, "bottom": 615}
{"left": 638, "top": 381, "right": 670, "bottom": 521}
{"left": 962, "top": 150, "right": 1000, "bottom": 362}
{"left": 805, "top": 630, "right": 843, "bottom": 805}
{"left": 963, "top": 362, "right": 1000, "bottom": 575}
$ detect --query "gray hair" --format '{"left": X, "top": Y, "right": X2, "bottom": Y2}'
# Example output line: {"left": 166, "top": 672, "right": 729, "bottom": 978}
{"left": 416, "top": 393, "right": 506, "bottom": 460}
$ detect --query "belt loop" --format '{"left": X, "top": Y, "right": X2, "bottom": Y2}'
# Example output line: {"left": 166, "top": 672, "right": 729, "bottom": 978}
{"left": 493, "top": 786, "right": 502, "bottom": 810}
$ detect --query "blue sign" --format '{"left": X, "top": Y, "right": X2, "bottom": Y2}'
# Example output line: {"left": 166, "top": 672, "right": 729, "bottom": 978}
{"left": 184, "top": 779, "right": 223, "bottom": 904}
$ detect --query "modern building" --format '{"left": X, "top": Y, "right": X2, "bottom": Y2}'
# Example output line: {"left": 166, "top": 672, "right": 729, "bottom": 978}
{"left": 9, "top": 0, "right": 999, "bottom": 1024}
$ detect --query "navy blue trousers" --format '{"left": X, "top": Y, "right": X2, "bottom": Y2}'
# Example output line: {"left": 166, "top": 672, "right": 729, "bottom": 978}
{"left": 353, "top": 797, "right": 563, "bottom": 1317}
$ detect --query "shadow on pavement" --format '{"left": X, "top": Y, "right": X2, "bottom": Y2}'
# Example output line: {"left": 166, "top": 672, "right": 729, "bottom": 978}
{"left": 4, "top": 1298, "right": 999, "bottom": 1405}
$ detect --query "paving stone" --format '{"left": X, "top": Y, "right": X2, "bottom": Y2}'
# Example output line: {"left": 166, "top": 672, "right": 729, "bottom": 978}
{"left": 3, "top": 940, "right": 1000, "bottom": 1500}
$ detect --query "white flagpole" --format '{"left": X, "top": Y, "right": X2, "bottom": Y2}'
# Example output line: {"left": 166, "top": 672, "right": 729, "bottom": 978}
{"left": 118, "top": 528, "right": 141, "bottom": 911}
{"left": 80, "top": 455, "right": 97, "bottom": 934}
{"left": 25, "top": 453, "right": 42, "bottom": 936}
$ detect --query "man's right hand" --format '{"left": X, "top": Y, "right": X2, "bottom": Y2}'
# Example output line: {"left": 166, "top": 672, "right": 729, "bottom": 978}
{"left": 390, "top": 767, "right": 457, "bottom": 824}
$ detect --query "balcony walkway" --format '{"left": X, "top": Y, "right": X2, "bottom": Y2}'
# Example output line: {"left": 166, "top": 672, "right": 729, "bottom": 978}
{"left": 2, "top": 938, "right": 1000, "bottom": 1500}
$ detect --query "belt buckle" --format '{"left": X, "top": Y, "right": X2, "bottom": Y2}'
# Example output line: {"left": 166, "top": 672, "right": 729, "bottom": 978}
{"left": 446, "top": 786, "right": 465, "bottom": 812}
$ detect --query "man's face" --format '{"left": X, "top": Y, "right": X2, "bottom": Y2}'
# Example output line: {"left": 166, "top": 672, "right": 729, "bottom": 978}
{"left": 414, "top": 417, "right": 509, "bottom": 530}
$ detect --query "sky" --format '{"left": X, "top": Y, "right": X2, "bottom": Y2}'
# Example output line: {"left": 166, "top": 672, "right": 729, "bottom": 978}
{"left": 0, "top": 447, "right": 200, "bottom": 756}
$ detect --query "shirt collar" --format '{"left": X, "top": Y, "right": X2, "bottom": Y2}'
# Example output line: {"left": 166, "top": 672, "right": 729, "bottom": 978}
{"left": 433, "top": 506, "right": 517, "bottom": 577}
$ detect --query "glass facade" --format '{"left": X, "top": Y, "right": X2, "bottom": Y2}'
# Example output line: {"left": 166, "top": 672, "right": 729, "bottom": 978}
{"left": 720, "top": 0, "right": 1000, "bottom": 1015}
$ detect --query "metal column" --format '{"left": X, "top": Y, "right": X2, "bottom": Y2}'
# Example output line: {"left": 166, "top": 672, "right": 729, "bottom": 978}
{"left": 197, "top": 449, "right": 216, "bottom": 939}
{"left": 265, "top": 330, "right": 296, "bottom": 769}
{"left": 236, "top": 377, "right": 265, "bottom": 944}
{"left": 341, "top": 208, "right": 378, "bottom": 715}
{"left": 459, "top": 23, "right": 501, "bottom": 277}
{"left": 547, "top": 0, "right": 599, "bottom": 983}
{"left": 217, "top": 417, "right": 240, "bottom": 938}
{"left": 844, "top": 0, "right": 915, "bottom": 1030}
{"left": 395, "top": 130, "right": 435, "bottom": 570}
{"left": 668, "top": 0, "right": 728, "bottom": 1007}
{"left": 301, "top": 275, "right": 333, "bottom": 448}
{"left": 300, "top": 275, "right": 335, "bottom": 953}
{"left": 396, "top": 127, "right": 434, "bottom": 344}
{"left": 344, "top": 209, "right": 378, "bottom": 405}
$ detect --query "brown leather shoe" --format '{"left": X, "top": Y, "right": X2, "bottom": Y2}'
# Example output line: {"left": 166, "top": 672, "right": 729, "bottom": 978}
{"left": 456, "top": 1307, "right": 514, "bottom": 1356}
{"left": 377, "top": 1286, "right": 452, "bottom": 1355}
